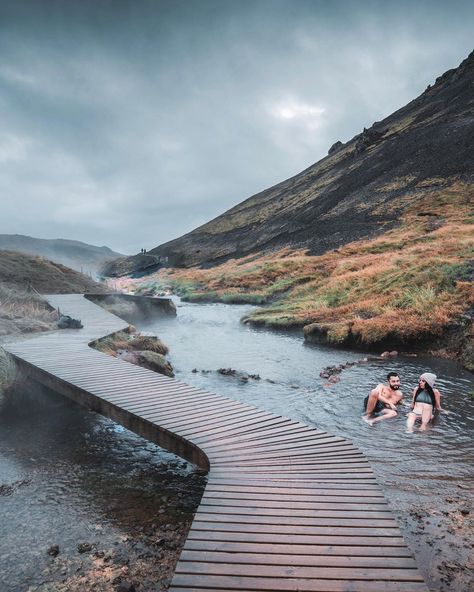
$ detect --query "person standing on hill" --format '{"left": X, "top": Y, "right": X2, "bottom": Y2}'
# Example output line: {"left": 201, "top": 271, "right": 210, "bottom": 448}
{"left": 362, "top": 371, "right": 403, "bottom": 425}
{"left": 406, "top": 372, "right": 442, "bottom": 432}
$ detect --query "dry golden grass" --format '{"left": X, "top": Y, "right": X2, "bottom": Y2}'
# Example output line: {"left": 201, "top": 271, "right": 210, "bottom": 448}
{"left": 113, "top": 182, "right": 473, "bottom": 349}
{"left": 0, "top": 250, "right": 110, "bottom": 294}
{"left": 376, "top": 175, "right": 417, "bottom": 193}
{"left": 0, "top": 282, "right": 59, "bottom": 336}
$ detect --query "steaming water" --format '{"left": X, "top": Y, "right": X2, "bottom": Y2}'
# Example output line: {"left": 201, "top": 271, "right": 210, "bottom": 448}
{"left": 0, "top": 297, "right": 472, "bottom": 591}
{"left": 0, "top": 397, "right": 204, "bottom": 591}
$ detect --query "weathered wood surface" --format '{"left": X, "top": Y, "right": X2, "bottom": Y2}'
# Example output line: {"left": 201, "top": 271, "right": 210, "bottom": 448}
{"left": 4, "top": 294, "right": 427, "bottom": 591}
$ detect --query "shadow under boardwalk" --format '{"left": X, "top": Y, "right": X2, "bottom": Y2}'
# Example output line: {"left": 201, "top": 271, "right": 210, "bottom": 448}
{"left": 5, "top": 294, "right": 427, "bottom": 592}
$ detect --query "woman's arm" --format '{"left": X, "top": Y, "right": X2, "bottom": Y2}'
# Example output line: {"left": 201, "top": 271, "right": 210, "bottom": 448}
{"left": 434, "top": 389, "right": 442, "bottom": 411}
{"left": 410, "top": 387, "right": 417, "bottom": 408}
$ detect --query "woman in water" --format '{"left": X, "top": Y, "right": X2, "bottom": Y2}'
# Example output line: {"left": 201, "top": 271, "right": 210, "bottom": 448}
{"left": 406, "top": 372, "right": 442, "bottom": 432}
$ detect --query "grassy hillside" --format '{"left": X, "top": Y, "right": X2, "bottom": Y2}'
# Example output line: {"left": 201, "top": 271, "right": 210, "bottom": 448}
{"left": 0, "top": 250, "right": 111, "bottom": 337}
{"left": 112, "top": 179, "right": 473, "bottom": 368}
{"left": 0, "top": 250, "right": 112, "bottom": 294}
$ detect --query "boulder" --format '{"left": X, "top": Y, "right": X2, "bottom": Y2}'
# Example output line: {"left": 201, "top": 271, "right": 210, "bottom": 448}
{"left": 328, "top": 140, "right": 343, "bottom": 155}
{"left": 47, "top": 544, "right": 60, "bottom": 557}
{"left": 128, "top": 335, "right": 168, "bottom": 355}
{"left": 354, "top": 126, "right": 385, "bottom": 155}
{"left": 133, "top": 350, "right": 174, "bottom": 377}
{"left": 57, "top": 315, "right": 83, "bottom": 329}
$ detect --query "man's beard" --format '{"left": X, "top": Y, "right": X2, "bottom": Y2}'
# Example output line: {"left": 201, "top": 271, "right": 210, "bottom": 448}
{"left": 390, "top": 385, "right": 400, "bottom": 390}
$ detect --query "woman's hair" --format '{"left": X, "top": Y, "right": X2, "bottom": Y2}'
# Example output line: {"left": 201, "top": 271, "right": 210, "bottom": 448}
{"left": 414, "top": 380, "right": 436, "bottom": 408}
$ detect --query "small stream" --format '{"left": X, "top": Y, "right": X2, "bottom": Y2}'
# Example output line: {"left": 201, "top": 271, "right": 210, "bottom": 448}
{"left": 0, "top": 297, "right": 472, "bottom": 591}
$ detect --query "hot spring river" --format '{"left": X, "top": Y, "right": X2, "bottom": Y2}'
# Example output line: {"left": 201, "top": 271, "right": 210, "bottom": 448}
{"left": 1, "top": 297, "right": 473, "bottom": 591}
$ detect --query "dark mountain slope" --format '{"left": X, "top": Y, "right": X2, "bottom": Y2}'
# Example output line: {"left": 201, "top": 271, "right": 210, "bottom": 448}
{"left": 147, "top": 50, "right": 473, "bottom": 268}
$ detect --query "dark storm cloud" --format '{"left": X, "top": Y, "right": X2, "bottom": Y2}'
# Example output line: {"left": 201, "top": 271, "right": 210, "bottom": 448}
{"left": 0, "top": 0, "right": 472, "bottom": 253}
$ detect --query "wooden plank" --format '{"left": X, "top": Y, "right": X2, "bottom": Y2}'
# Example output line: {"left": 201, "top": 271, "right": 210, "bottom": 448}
{"left": 103, "top": 382, "right": 206, "bottom": 400}
{"left": 195, "top": 505, "right": 393, "bottom": 518}
{"left": 127, "top": 396, "right": 244, "bottom": 418}
{"left": 202, "top": 426, "right": 320, "bottom": 450}
{"left": 152, "top": 398, "right": 251, "bottom": 417}
{"left": 186, "top": 529, "right": 408, "bottom": 546}
{"left": 181, "top": 413, "right": 284, "bottom": 440}
{"left": 170, "top": 576, "right": 426, "bottom": 591}
{"left": 204, "top": 430, "right": 344, "bottom": 452}
{"left": 192, "top": 513, "right": 398, "bottom": 528}
{"left": 192, "top": 419, "right": 310, "bottom": 446}
{"left": 200, "top": 496, "right": 387, "bottom": 508}
{"left": 181, "top": 539, "right": 413, "bottom": 556}
{"left": 211, "top": 459, "right": 370, "bottom": 470}
{"left": 179, "top": 549, "right": 418, "bottom": 569}
{"left": 206, "top": 471, "right": 375, "bottom": 481}
{"left": 207, "top": 475, "right": 378, "bottom": 484}
{"left": 174, "top": 562, "right": 423, "bottom": 581}
{"left": 190, "top": 521, "right": 401, "bottom": 536}
{"left": 205, "top": 481, "right": 383, "bottom": 493}
{"left": 209, "top": 445, "right": 362, "bottom": 463}
{"left": 208, "top": 439, "right": 360, "bottom": 459}
{"left": 165, "top": 409, "right": 272, "bottom": 433}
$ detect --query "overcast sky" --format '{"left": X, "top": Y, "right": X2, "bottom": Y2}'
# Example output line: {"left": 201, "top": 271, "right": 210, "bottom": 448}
{"left": 0, "top": 1, "right": 472, "bottom": 254}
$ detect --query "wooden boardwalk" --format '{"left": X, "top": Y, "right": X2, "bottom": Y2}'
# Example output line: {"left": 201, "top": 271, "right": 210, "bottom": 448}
{"left": 4, "top": 294, "right": 427, "bottom": 591}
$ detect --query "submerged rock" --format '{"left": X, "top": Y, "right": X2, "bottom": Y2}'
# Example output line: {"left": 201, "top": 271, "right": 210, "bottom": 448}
{"left": 218, "top": 368, "right": 237, "bottom": 376}
{"left": 47, "top": 544, "right": 60, "bottom": 557}
{"left": 218, "top": 368, "right": 261, "bottom": 381}
{"left": 77, "top": 542, "right": 93, "bottom": 554}
{"left": 136, "top": 350, "right": 174, "bottom": 377}
{"left": 380, "top": 350, "right": 398, "bottom": 358}
{"left": 122, "top": 350, "right": 174, "bottom": 377}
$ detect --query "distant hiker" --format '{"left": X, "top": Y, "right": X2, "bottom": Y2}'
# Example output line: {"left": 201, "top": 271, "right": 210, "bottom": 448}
{"left": 406, "top": 373, "right": 442, "bottom": 432}
{"left": 362, "top": 371, "right": 403, "bottom": 425}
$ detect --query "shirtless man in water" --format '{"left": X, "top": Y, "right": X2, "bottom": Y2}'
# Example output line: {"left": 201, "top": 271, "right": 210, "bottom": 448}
{"left": 362, "top": 371, "right": 403, "bottom": 425}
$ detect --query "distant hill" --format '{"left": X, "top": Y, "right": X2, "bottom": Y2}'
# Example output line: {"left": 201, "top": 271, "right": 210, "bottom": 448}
{"left": 0, "top": 235, "right": 123, "bottom": 275}
{"left": 128, "top": 50, "right": 473, "bottom": 270}
{"left": 0, "top": 250, "right": 111, "bottom": 294}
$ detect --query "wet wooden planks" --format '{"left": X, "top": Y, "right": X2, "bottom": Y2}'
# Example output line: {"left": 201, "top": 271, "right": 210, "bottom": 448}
{"left": 4, "top": 294, "right": 427, "bottom": 591}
